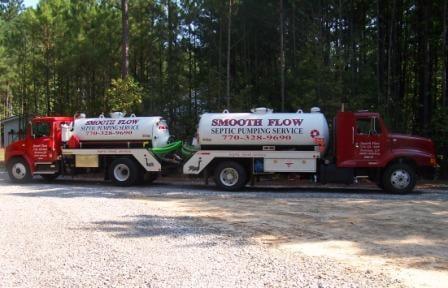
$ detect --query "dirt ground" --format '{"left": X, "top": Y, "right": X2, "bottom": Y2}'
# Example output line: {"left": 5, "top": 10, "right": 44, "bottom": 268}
{"left": 1, "top": 169, "right": 447, "bottom": 287}
{"left": 139, "top": 179, "right": 448, "bottom": 288}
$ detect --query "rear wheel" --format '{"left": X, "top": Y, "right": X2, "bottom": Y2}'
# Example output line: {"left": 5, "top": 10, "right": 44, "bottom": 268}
{"left": 382, "top": 163, "right": 416, "bottom": 194}
{"left": 7, "top": 158, "right": 32, "bottom": 182}
{"left": 214, "top": 161, "right": 247, "bottom": 191}
{"left": 109, "top": 158, "right": 138, "bottom": 186}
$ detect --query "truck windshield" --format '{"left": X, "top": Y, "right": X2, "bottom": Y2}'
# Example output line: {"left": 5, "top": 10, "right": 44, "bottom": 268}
{"left": 32, "top": 122, "right": 50, "bottom": 138}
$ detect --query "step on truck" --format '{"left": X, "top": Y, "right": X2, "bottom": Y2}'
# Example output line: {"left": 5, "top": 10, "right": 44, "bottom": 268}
{"left": 4, "top": 112, "right": 180, "bottom": 186}
{"left": 183, "top": 107, "right": 437, "bottom": 193}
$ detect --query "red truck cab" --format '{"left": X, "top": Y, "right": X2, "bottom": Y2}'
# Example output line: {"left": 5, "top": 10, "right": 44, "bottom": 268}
{"left": 5, "top": 116, "right": 73, "bottom": 181}
{"left": 330, "top": 111, "right": 436, "bottom": 192}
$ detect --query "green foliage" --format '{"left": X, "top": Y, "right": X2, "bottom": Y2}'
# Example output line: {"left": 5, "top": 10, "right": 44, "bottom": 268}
{"left": 430, "top": 107, "right": 448, "bottom": 155}
{"left": 0, "top": 0, "right": 446, "bottom": 175}
{"left": 104, "top": 77, "right": 143, "bottom": 114}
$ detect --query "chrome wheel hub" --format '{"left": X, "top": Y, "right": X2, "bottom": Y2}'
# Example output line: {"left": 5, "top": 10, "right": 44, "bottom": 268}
{"left": 219, "top": 167, "right": 239, "bottom": 187}
{"left": 12, "top": 163, "right": 27, "bottom": 180}
{"left": 113, "top": 164, "right": 130, "bottom": 182}
{"left": 390, "top": 169, "right": 410, "bottom": 190}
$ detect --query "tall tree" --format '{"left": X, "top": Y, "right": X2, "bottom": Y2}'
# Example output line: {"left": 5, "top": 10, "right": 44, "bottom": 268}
{"left": 226, "top": 0, "right": 232, "bottom": 109}
{"left": 279, "top": 0, "right": 285, "bottom": 112}
{"left": 121, "top": 0, "right": 129, "bottom": 79}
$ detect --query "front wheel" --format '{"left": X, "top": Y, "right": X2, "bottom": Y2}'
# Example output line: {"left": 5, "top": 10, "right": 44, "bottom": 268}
{"left": 214, "top": 161, "right": 247, "bottom": 191}
{"left": 109, "top": 158, "right": 139, "bottom": 186}
{"left": 7, "top": 158, "right": 32, "bottom": 183}
{"left": 382, "top": 163, "right": 416, "bottom": 194}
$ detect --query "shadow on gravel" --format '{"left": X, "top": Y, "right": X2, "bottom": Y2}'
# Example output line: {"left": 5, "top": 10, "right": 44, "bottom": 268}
{"left": 80, "top": 214, "right": 248, "bottom": 247}
{"left": 3, "top": 175, "right": 448, "bottom": 273}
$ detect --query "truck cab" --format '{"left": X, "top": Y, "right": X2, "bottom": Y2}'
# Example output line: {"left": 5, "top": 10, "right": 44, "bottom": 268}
{"left": 5, "top": 117, "right": 73, "bottom": 181}
{"left": 331, "top": 111, "right": 436, "bottom": 192}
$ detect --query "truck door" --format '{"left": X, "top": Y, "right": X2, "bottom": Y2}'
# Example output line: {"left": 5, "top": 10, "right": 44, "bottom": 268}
{"left": 352, "top": 116, "right": 385, "bottom": 167}
{"left": 26, "top": 120, "right": 55, "bottom": 163}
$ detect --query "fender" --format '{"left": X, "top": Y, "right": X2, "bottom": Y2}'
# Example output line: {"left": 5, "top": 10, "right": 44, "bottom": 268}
{"left": 5, "top": 140, "right": 36, "bottom": 173}
{"left": 382, "top": 148, "right": 435, "bottom": 168}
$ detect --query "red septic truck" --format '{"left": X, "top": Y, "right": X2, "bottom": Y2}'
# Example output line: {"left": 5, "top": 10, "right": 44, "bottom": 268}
{"left": 4, "top": 108, "right": 437, "bottom": 193}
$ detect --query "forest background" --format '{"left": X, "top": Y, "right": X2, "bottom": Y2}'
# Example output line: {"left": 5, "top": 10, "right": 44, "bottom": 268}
{"left": 0, "top": 0, "right": 447, "bottom": 175}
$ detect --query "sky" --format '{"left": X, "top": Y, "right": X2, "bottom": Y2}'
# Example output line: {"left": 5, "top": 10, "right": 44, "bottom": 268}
{"left": 23, "top": 0, "right": 38, "bottom": 8}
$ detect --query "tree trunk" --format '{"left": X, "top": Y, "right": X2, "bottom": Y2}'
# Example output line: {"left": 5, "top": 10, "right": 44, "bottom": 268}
{"left": 121, "top": 0, "right": 129, "bottom": 79}
{"left": 443, "top": 0, "right": 448, "bottom": 106}
{"left": 417, "top": 0, "right": 432, "bottom": 135}
{"left": 279, "top": 0, "right": 285, "bottom": 112}
{"left": 226, "top": 0, "right": 232, "bottom": 109}
{"left": 377, "top": 0, "right": 387, "bottom": 109}
{"left": 218, "top": 8, "right": 223, "bottom": 108}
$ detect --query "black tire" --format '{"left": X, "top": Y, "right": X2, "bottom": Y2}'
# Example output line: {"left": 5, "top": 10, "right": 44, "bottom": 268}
{"left": 214, "top": 161, "right": 247, "bottom": 191}
{"left": 41, "top": 173, "right": 60, "bottom": 182}
{"left": 109, "top": 158, "right": 139, "bottom": 186}
{"left": 7, "top": 157, "right": 32, "bottom": 183}
{"left": 382, "top": 163, "right": 416, "bottom": 194}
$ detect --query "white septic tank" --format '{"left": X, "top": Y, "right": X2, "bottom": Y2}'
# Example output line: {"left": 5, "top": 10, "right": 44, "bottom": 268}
{"left": 70, "top": 113, "right": 170, "bottom": 148}
{"left": 197, "top": 107, "right": 329, "bottom": 153}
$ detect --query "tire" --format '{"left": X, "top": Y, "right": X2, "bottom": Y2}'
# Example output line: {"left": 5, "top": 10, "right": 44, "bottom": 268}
{"left": 41, "top": 173, "right": 60, "bottom": 182}
{"left": 7, "top": 157, "right": 32, "bottom": 183}
{"left": 214, "top": 161, "right": 247, "bottom": 191}
{"left": 382, "top": 163, "right": 416, "bottom": 194}
{"left": 109, "top": 158, "right": 139, "bottom": 186}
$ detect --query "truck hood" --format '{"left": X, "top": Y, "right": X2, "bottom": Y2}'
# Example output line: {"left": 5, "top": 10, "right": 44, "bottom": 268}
{"left": 5, "top": 139, "right": 26, "bottom": 160}
{"left": 389, "top": 133, "right": 435, "bottom": 155}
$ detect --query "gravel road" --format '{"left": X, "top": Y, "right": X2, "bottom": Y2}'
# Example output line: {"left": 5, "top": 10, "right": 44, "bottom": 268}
{"left": 1, "top": 171, "right": 446, "bottom": 288}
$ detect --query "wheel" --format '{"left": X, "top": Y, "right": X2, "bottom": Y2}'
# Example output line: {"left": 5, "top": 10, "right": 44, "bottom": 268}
{"left": 109, "top": 158, "right": 139, "bottom": 186}
{"left": 214, "top": 161, "right": 247, "bottom": 191}
{"left": 382, "top": 163, "right": 416, "bottom": 194}
{"left": 41, "top": 173, "right": 60, "bottom": 182}
{"left": 7, "top": 158, "right": 32, "bottom": 182}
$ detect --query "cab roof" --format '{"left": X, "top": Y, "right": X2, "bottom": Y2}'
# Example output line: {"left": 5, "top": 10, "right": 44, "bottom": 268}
{"left": 33, "top": 116, "right": 73, "bottom": 122}
{"left": 338, "top": 111, "right": 381, "bottom": 118}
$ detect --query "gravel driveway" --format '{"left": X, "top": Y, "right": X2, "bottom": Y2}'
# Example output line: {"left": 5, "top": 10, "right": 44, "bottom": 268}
{"left": 0, "top": 171, "right": 447, "bottom": 288}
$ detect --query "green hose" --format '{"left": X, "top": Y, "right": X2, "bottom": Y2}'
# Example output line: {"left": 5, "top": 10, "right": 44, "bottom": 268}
{"left": 181, "top": 143, "right": 199, "bottom": 158}
{"left": 150, "top": 140, "right": 182, "bottom": 155}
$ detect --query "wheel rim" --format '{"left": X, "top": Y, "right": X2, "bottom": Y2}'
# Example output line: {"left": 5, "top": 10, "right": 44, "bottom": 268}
{"left": 113, "top": 164, "right": 130, "bottom": 182}
{"left": 219, "top": 167, "right": 239, "bottom": 187}
{"left": 390, "top": 169, "right": 411, "bottom": 190}
{"left": 12, "top": 163, "right": 27, "bottom": 180}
